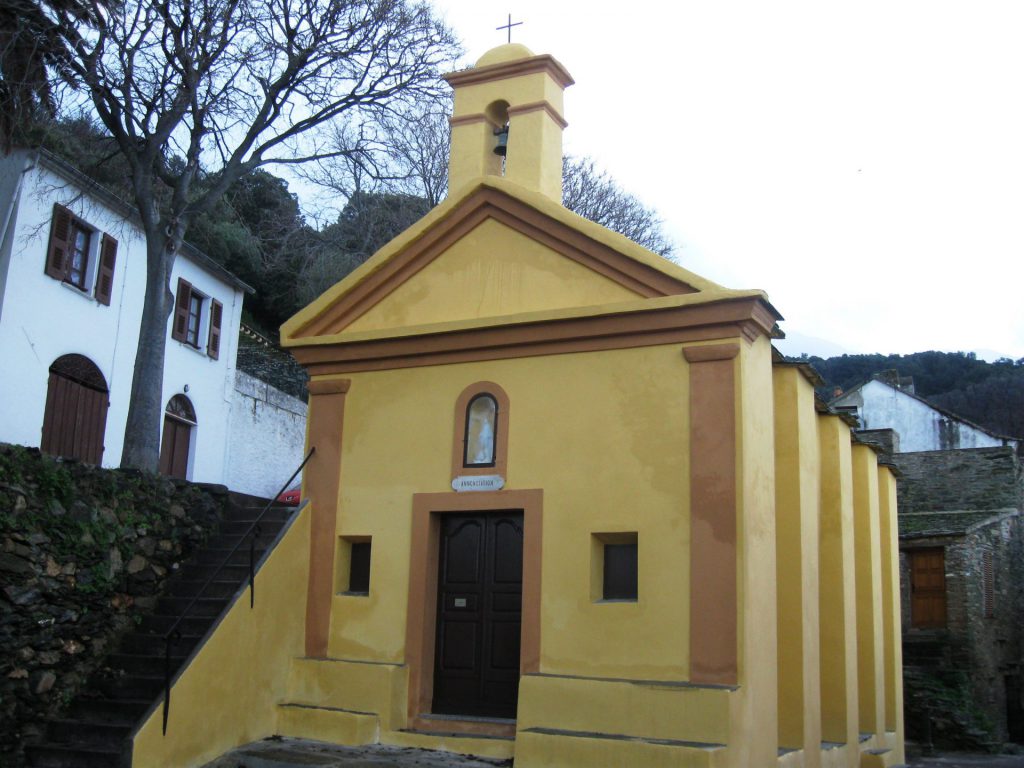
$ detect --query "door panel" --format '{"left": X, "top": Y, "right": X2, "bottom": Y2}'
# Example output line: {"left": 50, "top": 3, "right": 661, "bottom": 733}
{"left": 159, "top": 417, "right": 192, "bottom": 479}
{"left": 433, "top": 511, "right": 523, "bottom": 718}
{"left": 41, "top": 371, "right": 107, "bottom": 465}
{"left": 910, "top": 548, "right": 946, "bottom": 628}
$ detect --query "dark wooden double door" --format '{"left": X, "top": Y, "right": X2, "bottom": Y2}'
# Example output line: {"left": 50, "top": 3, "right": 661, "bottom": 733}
{"left": 433, "top": 511, "right": 523, "bottom": 719}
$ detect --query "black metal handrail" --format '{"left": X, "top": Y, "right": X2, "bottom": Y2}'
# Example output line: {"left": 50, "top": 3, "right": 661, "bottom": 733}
{"left": 161, "top": 448, "right": 315, "bottom": 734}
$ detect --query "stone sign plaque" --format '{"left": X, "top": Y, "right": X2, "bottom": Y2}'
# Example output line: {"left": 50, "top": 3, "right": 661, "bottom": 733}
{"left": 451, "top": 475, "right": 505, "bottom": 492}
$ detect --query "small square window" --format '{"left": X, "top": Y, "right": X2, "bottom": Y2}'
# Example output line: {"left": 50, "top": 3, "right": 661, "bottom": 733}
{"left": 349, "top": 542, "right": 371, "bottom": 594}
{"left": 592, "top": 532, "right": 638, "bottom": 602}
{"left": 338, "top": 536, "right": 371, "bottom": 595}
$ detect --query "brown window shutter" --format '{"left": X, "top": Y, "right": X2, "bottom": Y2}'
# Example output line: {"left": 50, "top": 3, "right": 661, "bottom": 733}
{"left": 45, "top": 204, "right": 72, "bottom": 279}
{"left": 95, "top": 234, "right": 118, "bottom": 305}
{"left": 207, "top": 299, "right": 223, "bottom": 359}
{"left": 172, "top": 278, "right": 192, "bottom": 342}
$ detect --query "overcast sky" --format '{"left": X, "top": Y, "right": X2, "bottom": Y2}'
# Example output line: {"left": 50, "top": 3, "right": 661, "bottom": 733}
{"left": 426, "top": 0, "right": 1024, "bottom": 360}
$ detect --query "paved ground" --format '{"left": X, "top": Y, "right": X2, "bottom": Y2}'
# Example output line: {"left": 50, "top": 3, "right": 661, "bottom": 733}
{"left": 201, "top": 738, "right": 512, "bottom": 768}
{"left": 202, "top": 738, "right": 1024, "bottom": 768}
{"left": 909, "top": 754, "right": 1024, "bottom": 767}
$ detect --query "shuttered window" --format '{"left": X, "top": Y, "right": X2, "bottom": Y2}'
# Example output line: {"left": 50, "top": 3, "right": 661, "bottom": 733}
{"left": 95, "top": 234, "right": 118, "bottom": 305}
{"left": 172, "top": 278, "right": 222, "bottom": 358}
{"left": 983, "top": 551, "right": 995, "bottom": 619}
{"left": 207, "top": 299, "right": 223, "bottom": 359}
{"left": 44, "top": 203, "right": 117, "bottom": 303}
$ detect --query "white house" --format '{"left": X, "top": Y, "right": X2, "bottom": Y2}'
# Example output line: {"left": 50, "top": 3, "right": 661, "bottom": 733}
{"left": 831, "top": 374, "right": 1019, "bottom": 453}
{"left": 0, "top": 148, "right": 261, "bottom": 485}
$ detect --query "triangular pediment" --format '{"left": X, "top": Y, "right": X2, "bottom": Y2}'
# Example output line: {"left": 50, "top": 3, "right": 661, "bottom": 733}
{"left": 283, "top": 178, "right": 721, "bottom": 342}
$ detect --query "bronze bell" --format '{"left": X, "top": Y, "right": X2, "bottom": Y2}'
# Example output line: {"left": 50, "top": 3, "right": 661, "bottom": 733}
{"left": 493, "top": 125, "right": 509, "bottom": 156}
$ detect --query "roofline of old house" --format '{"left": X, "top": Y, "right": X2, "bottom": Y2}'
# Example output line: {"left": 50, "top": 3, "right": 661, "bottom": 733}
{"left": 16, "top": 148, "right": 255, "bottom": 295}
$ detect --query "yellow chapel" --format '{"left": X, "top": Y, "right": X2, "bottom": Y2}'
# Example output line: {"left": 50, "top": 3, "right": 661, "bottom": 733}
{"left": 131, "top": 43, "right": 905, "bottom": 768}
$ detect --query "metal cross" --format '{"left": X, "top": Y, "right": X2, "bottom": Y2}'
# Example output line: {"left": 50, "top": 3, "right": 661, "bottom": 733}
{"left": 496, "top": 14, "right": 523, "bottom": 43}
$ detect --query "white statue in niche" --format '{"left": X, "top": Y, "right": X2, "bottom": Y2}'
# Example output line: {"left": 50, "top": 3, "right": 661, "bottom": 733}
{"left": 466, "top": 395, "right": 497, "bottom": 465}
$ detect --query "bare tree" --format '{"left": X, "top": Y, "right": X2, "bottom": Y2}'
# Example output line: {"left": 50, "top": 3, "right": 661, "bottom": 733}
{"left": 44, "top": 0, "right": 459, "bottom": 470}
{"left": 562, "top": 155, "right": 674, "bottom": 257}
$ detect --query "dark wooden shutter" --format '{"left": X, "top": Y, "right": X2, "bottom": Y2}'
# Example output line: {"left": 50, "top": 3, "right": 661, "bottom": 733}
{"left": 207, "top": 299, "right": 223, "bottom": 359}
{"left": 172, "top": 278, "right": 192, "bottom": 342}
{"left": 45, "top": 204, "right": 72, "bottom": 279}
{"left": 95, "top": 234, "right": 118, "bottom": 305}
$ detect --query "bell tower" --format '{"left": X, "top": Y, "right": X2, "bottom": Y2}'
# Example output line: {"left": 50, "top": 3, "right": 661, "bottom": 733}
{"left": 444, "top": 44, "right": 574, "bottom": 202}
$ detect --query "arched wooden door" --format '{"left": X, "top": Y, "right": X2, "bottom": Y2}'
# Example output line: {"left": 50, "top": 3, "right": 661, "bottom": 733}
{"left": 41, "top": 354, "right": 109, "bottom": 465}
{"left": 159, "top": 395, "right": 196, "bottom": 480}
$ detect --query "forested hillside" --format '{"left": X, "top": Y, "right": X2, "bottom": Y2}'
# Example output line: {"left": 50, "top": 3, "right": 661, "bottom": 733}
{"left": 801, "top": 351, "right": 1024, "bottom": 439}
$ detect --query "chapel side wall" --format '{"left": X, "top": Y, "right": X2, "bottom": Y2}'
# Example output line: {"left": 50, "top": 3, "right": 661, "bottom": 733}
{"left": 817, "top": 415, "right": 860, "bottom": 768}
{"left": 773, "top": 366, "right": 822, "bottom": 766}
{"left": 851, "top": 443, "right": 885, "bottom": 739}
{"left": 877, "top": 467, "right": 905, "bottom": 760}
{"left": 729, "top": 335, "right": 779, "bottom": 767}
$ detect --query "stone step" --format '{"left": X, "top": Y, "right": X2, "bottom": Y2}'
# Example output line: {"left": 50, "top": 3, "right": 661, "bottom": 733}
{"left": 156, "top": 594, "right": 230, "bottom": 616}
{"left": 173, "top": 562, "right": 252, "bottom": 583}
{"left": 204, "top": 532, "right": 273, "bottom": 551}
{"left": 224, "top": 504, "right": 293, "bottom": 523}
{"left": 25, "top": 743, "right": 122, "bottom": 768}
{"left": 119, "top": 629, "right": 204, "bottom": 655}
{"left": 277, "top": 702, "right": 380, "bottom": 745}
{"left": 164, "top": 578, "right": 244, "bottom": 599}
{"left": 43, "top": 718, "right": 133, "bottom": 750}
{"left": 105, "top": 652, "right": 189, "bottom": 677}
{"left": 217, "top": 518, "right": 288, "bottom": 537}
{"left": 95, "top": 672, "right": 165, "bottom": 701}
{"left": 194, "top": 547, "right": 267, "bottom": 566}
{"left": 65, "top": 697, "right": 151, "bottom": 725}
{"left": 137, "top": 613, "right": 214, "bottom": 636}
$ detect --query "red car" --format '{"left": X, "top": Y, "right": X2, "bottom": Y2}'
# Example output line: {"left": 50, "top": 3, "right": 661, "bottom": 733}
{"left": 276, "top": 485, "right": 301, "bottom": 506}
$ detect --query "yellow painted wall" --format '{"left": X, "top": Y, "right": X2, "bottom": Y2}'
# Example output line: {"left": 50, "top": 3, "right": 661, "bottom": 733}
{"left": 729, "top": 335, "right": 779, "bottom": 767}
{"left": 817, "top": 415, "right": 860, "bottom": 768}
{"left": 131, "top": 504, "right": 311, "bottom": 767}
{"left": 329, "top": 342, "right": 692, "bottom": 678}
{"left": 773, "top": 366, "right": 822, "bottom": 767}
{"left": 344, "top": 218, "right": 641, "bottom": 334}
{"left": 852, "top": 444, "right": 885, "bottom": 738}
{"left": 448, "top": 51, "right": 567, "bottom": 200}
{"left": 877, "top": 467, "right": 906, "bottom": 762}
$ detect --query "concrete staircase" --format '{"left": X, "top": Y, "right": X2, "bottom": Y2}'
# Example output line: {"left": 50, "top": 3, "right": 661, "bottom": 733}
{"left": 24, "top": 494, "right": 294, "bottom": 768}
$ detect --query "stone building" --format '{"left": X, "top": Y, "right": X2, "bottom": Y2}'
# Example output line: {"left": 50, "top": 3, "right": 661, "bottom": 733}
{"left": 126, "top": 43, "right": 905, "bottom": 768}
{"left": 897, "top": 447, "right": 1024, "bottom": 747}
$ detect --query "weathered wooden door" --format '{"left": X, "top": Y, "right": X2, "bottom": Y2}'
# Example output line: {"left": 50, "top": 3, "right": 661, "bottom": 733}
{"left": 159, "top": 417, "right": 192, "bottom": 479}
{"left": 910, "top": 548, "right": 946, "bottom": 628}
{"left": 433, "top": 512, "right": 523, "bottom": 718}
{"left": 41, "top": 355, "right": 108, "bottom": 465}
{"left": 158, "top": 395, "right": 196, "bottom": 480}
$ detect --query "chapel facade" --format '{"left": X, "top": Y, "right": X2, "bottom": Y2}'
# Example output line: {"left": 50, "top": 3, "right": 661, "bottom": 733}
{"left": 131, "top": 43, "right": 905, "bottom": 768}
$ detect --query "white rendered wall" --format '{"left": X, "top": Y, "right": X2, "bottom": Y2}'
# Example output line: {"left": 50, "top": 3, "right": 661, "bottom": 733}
{"left": 0, "top": 151, "right": 244, "bottom": 483}
{"left": 834, "top": 379, "right": 1005, "bottom": 453}
{"left": 225, "top": 370, "right": 307, "bottom": 498}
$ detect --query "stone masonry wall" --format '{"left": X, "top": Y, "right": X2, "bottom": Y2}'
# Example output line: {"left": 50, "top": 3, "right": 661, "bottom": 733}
{"left": 0, "top": 444, "right": 227, "bottom": 766}
{"left": 897, "top": 447, "right": 1022, "bottom": 515}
